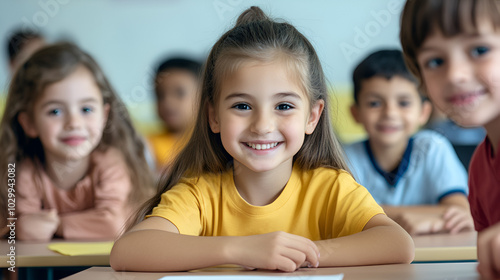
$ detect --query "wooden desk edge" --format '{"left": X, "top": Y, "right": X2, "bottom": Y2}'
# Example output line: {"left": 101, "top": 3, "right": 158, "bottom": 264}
{"left": 414, "top": 246, "right": 477, "bottom": 262}
{"left": 0, "top": 255, "right": 109, "bottom": 268}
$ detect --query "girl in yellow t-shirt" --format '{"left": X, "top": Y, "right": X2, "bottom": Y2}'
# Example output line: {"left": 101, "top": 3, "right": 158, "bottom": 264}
{"left": 111, "top": 6, "right": 414, "bottom": 272}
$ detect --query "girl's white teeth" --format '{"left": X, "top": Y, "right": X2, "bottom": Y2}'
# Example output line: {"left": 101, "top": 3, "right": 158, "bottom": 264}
{"left": 247, "top": 142, "right": 278, "bottom": 150}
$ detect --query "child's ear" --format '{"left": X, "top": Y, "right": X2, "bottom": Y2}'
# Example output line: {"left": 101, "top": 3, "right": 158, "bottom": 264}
{"left": 305, "top": 100, "right": 324, "bottom": 135}
{"left": 419, "top": 100, "right": 432, "bottom": 126}
{"left": 208, "top": 103, "right": 220, "bottom": 133}
{"left": 18, "top": 112, "right": 38, "bottom": 138}
{"left": 350, "top": 104, "right": 362, "bottom": 124}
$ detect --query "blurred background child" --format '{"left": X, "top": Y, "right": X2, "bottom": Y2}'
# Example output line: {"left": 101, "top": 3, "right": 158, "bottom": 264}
{"left": 6, "top": 29, "right": 46, "bottom": 75}
{"left": 0, "top": 42, "right": 154, "bottom": 241}
{"left": 345, "top": 49, "right": 473, "bottom": 235}
{"left": 148, "top": 57, "right": 202, "bottom": 170}
{"left": 1, "top": 29, "right": 46, "bottom": 120}
{"left": 400, "top": 0, "right": 500, "bottom": 277}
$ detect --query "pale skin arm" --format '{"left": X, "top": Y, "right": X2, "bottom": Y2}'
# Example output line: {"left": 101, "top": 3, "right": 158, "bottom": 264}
{"left": 477, "top": 222, "right": 500, "bottom": 280}
{"left": 110, "top": 217, "right": 320, "bottom": 272}
{"left": 383, "top": 193, "right": 474, "bottom": 235}
{"left": 110, "top": 214, "right": 413, "bottom": 272}
{"left": 314, "top": 214, "right": 414, "bottom": 266}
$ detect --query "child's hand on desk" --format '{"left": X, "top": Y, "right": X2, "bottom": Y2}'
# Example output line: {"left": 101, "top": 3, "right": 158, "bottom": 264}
{"left": 395, "top": 206, "right": 473, "bottom": 235}
{"left": 442, "top": 206, "right": 474, "bottom": 234}
{"left": 477, "top": 222, "right": 500, "bottom": 280}
{"left": 231, "top": 231, "right": 320, "bottom": 272}
{"left": 395, "top": 212, "right": 445, "bottom": 235}
{"left": 18, "top": 209, "right": 60, "bottom": 241}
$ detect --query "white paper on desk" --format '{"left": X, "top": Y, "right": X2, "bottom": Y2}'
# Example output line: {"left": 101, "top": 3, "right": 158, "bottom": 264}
{"left": 158, "top": 274, "right": 343, "bottom": 280}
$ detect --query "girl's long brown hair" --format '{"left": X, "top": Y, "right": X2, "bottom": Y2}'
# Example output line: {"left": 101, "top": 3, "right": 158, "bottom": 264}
{"left": 0, "top": 42, "right": 154, "bottom": 229}
{"left": 128, "top": 6, "right": 349, "bottom": 228}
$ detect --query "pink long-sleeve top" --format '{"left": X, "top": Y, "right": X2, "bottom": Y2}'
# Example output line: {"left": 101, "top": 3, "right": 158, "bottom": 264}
{"left": 17, "top": 147, "right": 132, "bottom": 240}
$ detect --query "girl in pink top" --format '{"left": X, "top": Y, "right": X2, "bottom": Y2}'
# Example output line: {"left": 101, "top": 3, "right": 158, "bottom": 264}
{"left": 0, "top": 43, "right": 154, "bottom": 241}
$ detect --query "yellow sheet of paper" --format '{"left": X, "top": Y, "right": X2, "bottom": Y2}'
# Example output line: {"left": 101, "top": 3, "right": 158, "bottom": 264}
{"left": 48, "top": 242, "right": 114, "bottom": 256}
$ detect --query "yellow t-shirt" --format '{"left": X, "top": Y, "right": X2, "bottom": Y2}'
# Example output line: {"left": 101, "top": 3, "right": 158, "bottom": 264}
{"left": 149, "top": 165, "right": 385, "bottom": 240}
{"left": 148, "top": 131, "right": 185, "bottom": 168}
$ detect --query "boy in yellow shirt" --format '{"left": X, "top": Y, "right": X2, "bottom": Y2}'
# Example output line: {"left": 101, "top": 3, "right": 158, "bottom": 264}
{"left": 148, "top": 57, "right": 202, "bottom": 170}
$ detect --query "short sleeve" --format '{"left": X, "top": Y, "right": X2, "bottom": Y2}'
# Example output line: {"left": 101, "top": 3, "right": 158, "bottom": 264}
{"left": 147, "top": 182, "right": 203, "bottom": 236}
{"left": 330, "top": 172, "right": 385, "bottom": 238}
{"left": 415, "top": 131, "right": 468, "bottom": 202}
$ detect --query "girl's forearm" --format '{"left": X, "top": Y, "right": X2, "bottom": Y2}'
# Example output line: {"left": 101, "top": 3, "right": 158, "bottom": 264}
{"left": 17, "top": 211, "right": 59, "bottom": 241}
{"left": 17, "top": 215, "right": 54, "bottom": 241}
{"left": 110, "top": 229, "right": 236, "bottom": 272}
{"left": 58, "top": 209, "right": 126, "bottom": 239}
{"left": 314, "top": 225, "right": 414, "bottom": 267}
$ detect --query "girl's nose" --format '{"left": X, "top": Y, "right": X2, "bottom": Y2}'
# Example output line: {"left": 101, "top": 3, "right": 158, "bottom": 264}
{"left": 250, "top": 110, "right": 274, "bottom": 135}
{"left": 65, "top": 110, "right": 83, "bottom": 130}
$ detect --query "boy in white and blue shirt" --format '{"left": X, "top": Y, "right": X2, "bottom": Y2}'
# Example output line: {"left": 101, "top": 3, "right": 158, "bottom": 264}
{"left": 347, "top": 130, "right": 467, "bottom": 205}
{"left": 345, "top": 50, "right": 473, "bottom": 235}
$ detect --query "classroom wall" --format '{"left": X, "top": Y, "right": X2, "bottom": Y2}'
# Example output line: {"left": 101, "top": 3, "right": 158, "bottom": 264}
{"left": 0, "top": 0, "right": 404, "bottom": 143}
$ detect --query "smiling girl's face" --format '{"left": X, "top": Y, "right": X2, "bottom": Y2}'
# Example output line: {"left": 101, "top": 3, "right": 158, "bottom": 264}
{"left": 21, "top": 65, "right": 109, "bottom": 162}
{"left": 209, "top": 59, "right": 323, "bottom": 175}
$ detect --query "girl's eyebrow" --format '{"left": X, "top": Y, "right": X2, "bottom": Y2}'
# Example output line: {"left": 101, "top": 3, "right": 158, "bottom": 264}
{"left": 224, "top": 91, "right": 302, "bottom": 101}
{"left": 274, "top": 92, "right": 302, "bottom": 101}
{"left": 224, "top": 92, "right": 250, "bottom": 101}
{"left": 78, "top": 97, "right": 100, "bottom": 104}
{"left": 40, "top": 98, "right": 99, "bottom": 108}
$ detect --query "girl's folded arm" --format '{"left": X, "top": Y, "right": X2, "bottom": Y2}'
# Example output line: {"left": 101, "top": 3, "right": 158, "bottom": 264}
{"left": 17, "top": 210, "right": 59, "bottom": 241}
{"left": 16, "top": 168, "right": 52, "bottom": 240}
{"left": 110, "top": 216, "right": 237, "bottom": 272}
{"left": 57, "top": 207, "right": 126, "bottom": 239}
{"left": 314, "top": 214, "right": 415, "bottom": 267}
{"left": 57, "top": 166, "right": 133, "bottom": 239}
{"left": 110, "top": 217, "right": 320, "bottom": 272}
